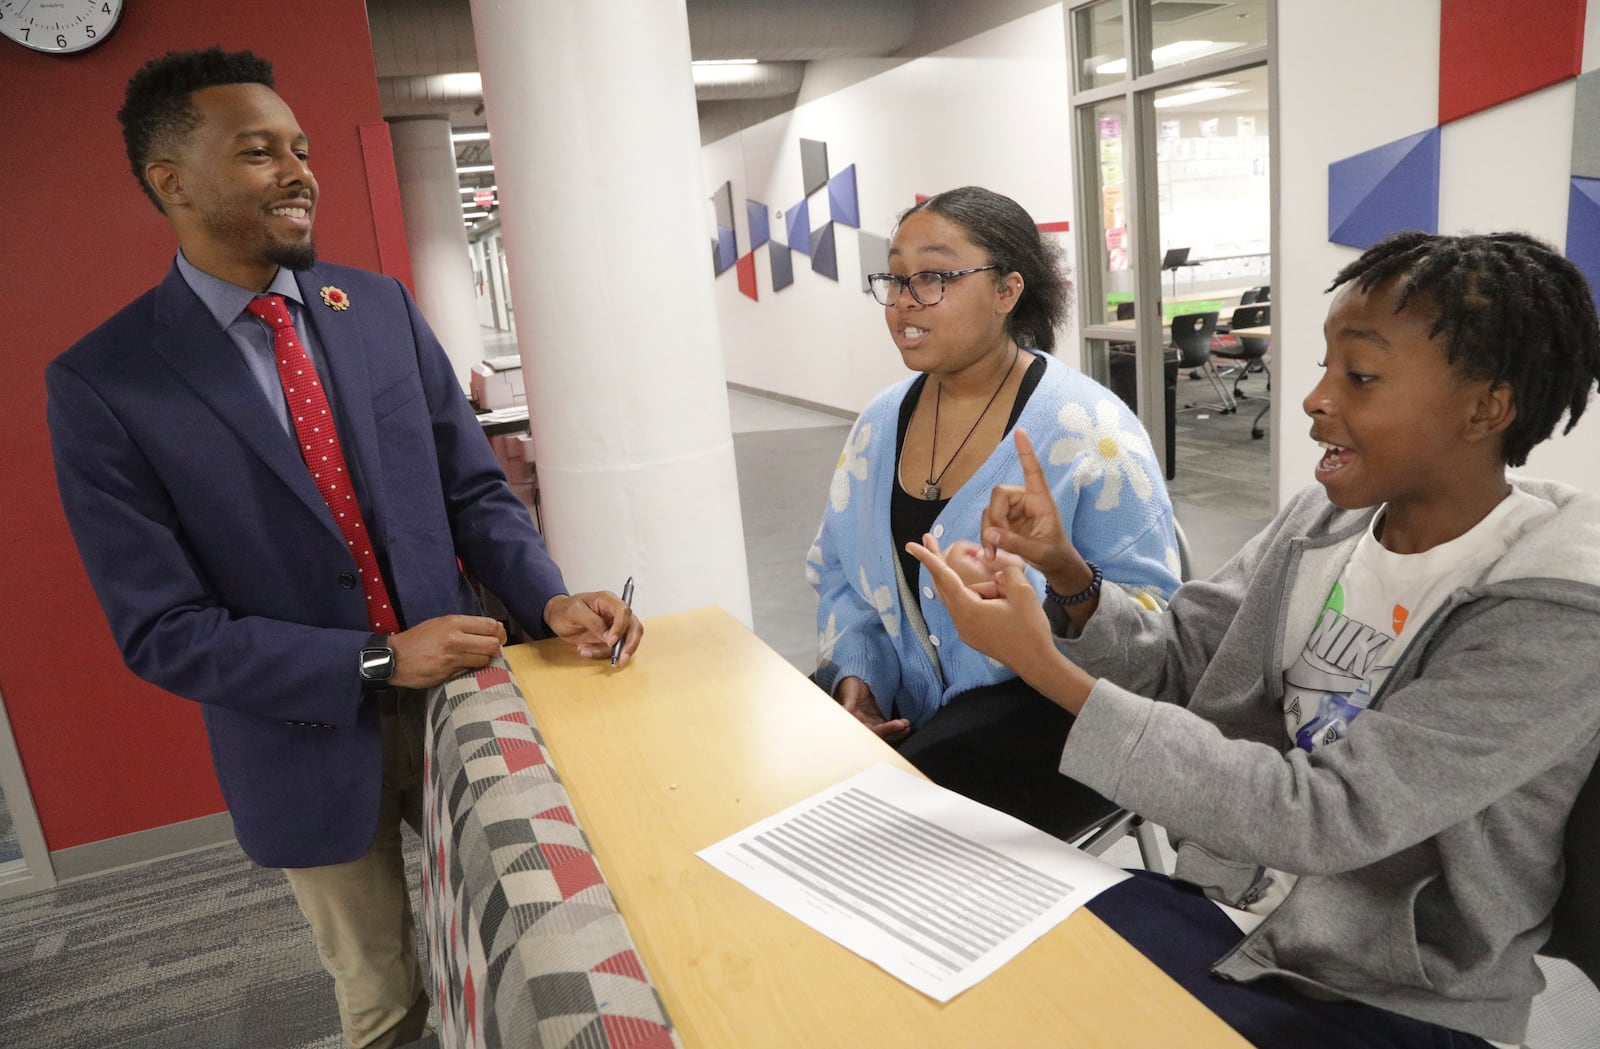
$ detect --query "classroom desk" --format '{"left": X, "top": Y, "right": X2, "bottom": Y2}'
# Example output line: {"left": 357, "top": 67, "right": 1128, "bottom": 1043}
{"left": 504, "top": 607, "right": 1249, "bottom": 1048}
{"left": 1101, "top": 320, "right": 1269, "bottom": 339}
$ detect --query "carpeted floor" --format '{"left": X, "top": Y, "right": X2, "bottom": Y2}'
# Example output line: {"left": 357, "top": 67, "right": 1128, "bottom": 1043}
{"left": 734, "top": 422, "right": 851, "bottom": 672}
{"left": 0, "top": 835, "right": 434, "bottom": 1049}
{"left": 0, "top": 792, "right": 20, "bottom": 866}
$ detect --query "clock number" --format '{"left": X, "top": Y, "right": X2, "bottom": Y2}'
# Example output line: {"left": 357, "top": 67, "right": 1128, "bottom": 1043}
{"left": 57, "top": 34, "right": 67, "bottom": 48}
{"left": 86, "top": 25, "right": 96, "bottom": 38}
{"left": 20, "top": 27, "right": 29, "bottom": 40}
{"left": 102, "top": 2, "right": 112, "bottom": 11}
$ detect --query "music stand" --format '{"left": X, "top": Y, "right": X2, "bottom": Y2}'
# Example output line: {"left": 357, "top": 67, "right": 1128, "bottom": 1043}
{"left": 1162, "top": 247, "right": 1194, "bottom": 297}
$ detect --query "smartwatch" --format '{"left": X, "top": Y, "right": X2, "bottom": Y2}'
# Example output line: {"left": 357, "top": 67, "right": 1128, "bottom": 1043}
{"left": 358, "top": 633, "right": 396, "bottom": 688}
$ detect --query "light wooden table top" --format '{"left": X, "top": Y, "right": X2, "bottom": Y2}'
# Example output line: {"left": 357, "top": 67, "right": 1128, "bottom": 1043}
{"left": 505, "top": 606, "right": 1248, "bottom": 1048}
{"left": 1231, "top": 324, "right": 1272, "bottom": 338}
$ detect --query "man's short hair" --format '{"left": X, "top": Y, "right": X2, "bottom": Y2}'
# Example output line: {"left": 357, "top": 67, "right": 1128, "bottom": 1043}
{"left": 118, "top": 47, "right": 275, "bottom": 211}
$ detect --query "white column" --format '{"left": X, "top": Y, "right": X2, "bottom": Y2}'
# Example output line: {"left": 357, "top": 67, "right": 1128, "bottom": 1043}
{"left": 387, "top": 116, "right": 484, "bottom": 390}
{"left": 467, "top": 0, "right": 753, "bottom": 624}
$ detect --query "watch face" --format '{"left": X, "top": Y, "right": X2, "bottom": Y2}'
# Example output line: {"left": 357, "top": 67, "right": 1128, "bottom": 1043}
{"left": 0, "top": 0, "right": 124, "bottom": 54}
{"left": 360, "top": 646, "right": 396, "bottom": 682}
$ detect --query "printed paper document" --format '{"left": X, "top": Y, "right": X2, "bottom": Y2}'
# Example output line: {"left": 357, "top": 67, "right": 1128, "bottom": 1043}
{"left": 698, "top": 763, "right": 1129, "bottom": 1001}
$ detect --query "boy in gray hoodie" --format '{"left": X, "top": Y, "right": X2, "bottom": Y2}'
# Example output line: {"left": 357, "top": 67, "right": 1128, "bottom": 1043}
{"left": 909, "top": 231, "right": 1600, "bottom": 1047}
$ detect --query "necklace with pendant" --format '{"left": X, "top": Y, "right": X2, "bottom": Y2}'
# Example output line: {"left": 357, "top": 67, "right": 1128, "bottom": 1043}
{"left": 923, "top": 345, "right": 1019, "bottom": 500}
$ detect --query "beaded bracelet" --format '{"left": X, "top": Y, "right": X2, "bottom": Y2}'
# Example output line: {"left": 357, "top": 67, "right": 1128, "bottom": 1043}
{"left": 1044, "top": 561, "right": 1103, "bottom": 606}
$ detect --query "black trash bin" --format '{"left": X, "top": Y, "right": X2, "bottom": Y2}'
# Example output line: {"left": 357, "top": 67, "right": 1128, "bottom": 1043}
{"left": 1108, "top": 350, "right": 1177, "bottom": 480}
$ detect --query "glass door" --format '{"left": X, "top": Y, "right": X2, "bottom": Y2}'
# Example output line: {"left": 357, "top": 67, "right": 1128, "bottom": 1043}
{"left": 1069, "top": 0, "right": 1270, "bottom": 484}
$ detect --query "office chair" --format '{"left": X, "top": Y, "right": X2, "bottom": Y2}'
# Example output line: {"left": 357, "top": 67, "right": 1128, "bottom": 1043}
{"left": 1169, "top": 311, "right": 1232, "bottom": 413}
{"left": 1219, "top": 303, "right": 1272, "bottom": 438}
{"left": 1071, "top": 518, "right": 1197, "bottom": 874}
{"left": 1239, "top": 289, "right": 1259, "bottom": 305}
{"left": 1115, "top": 300, "right": 1137, "bottom": 320}
{"left": 1212, "top": 304, "right": 1270, "bottom": 396}
{"left": 1250, "top": 401, "right": 1271, "bottom": 440}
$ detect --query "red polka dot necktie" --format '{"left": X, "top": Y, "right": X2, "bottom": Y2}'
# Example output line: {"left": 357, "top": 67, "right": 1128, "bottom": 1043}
{"left": 245, "top": 294, "right": 400, "bottom": 634}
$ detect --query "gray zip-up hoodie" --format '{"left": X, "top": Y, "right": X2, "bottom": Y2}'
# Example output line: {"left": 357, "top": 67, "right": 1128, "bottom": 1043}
{"left": 1055, "top": 479, "right": 1600, "bottom": 1044}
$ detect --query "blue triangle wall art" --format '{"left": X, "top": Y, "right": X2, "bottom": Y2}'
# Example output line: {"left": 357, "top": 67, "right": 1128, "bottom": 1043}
{"left": 1567, "top": 178, "right": 1600, "bottom": 311}
{"left": 712, "top": 225, "right": 737, "bottom": 275}
{"left": 1328, "top": 127, "right": 1440, "bottom": 250}
{"left": 746, "top": 199, "right": 771, "bottom": 250}
{"left": 785, "top": 198, "right": 812, "bottom": 257}
{"left": 828, "top": 165, "right": 860, "bottom": 228}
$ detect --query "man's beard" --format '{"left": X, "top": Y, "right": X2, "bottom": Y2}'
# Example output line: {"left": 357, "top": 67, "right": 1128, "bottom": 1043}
{"left": 268, "top": 239, "right": 317, "bottom": 270}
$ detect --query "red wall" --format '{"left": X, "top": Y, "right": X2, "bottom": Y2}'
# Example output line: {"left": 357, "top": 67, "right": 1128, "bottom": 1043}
{"left": 0, "top": 2, "right": 406, "bottom": 852}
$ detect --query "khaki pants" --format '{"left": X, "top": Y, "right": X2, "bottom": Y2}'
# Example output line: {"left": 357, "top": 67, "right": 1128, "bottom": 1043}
{"left": 283, "top": 690, "right": 431, "bottom": 1049}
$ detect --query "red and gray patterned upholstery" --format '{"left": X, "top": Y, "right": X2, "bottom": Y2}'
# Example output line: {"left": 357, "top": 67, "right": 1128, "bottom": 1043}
{"left": 424, "top": 659, "right": 681, "bottom": 1049}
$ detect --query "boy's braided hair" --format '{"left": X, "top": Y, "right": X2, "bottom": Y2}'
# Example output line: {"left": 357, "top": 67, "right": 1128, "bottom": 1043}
{"left": 1331, "top": 231, "right": 1600, "bottom": 466}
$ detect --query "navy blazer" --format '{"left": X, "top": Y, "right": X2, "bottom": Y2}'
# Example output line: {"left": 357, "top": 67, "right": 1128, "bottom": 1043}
{"left": 47, "top": 262, "right": 567, "bottom": 868}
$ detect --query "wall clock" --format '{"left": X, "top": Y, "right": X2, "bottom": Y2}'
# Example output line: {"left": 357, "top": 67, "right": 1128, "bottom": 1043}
{"left": 0, "top": 0, "right": 123, "bottom": 54}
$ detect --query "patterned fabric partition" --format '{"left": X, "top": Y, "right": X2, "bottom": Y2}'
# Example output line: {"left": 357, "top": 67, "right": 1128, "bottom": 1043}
{"left": 423, "top": 659, "right": 682, "bottom": 1049}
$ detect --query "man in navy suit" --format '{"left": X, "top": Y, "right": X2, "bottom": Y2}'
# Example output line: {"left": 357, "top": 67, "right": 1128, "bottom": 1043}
{"left": 47, "top": 48, "right": 640, "bottom": 1048}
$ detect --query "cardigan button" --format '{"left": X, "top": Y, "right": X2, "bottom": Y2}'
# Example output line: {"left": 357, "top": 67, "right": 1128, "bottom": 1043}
{"left": 929, "top": 634, "right": 941, "bottom": 647}
{"left": 337, "top": 572, "right": 357, "bottom": 589}
{"left": 931, "top": 524, "right": 945, "bottom": 539}
{"left": 922, "top": 586, "right": 934, "bottom": 599}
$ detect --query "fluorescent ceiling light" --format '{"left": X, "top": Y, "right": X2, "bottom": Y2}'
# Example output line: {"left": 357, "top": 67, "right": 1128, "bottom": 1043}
{"left": 1154, "top": 85, "right": 1245, "bottom": 108}
{"left": 451, "top": 131, "right": 491, "bottom": 143}
{"left": 1095, "top": 39, "right": 1244, "bottom": 75}
{"left": 435, "top": 72, "right": 483, "bottom": 94}
{"left": 461, "top": 198, "right": 493, "bottom": 209}
{"left": 460, "top": 185, "right": 498, "bottom": 194}
{"left": 692, "top": 58, "right": 758, "bottom": 65}
{"left": 463, "top": 211, "right": 488, "bottom": 219}
{"left": 457, "top": 164, "right": 495, "bottom": 174}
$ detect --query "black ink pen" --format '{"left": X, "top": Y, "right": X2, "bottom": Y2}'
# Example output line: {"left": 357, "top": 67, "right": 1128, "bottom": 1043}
{"left": 610, "top": 576, "right": 634, "bottom": 666}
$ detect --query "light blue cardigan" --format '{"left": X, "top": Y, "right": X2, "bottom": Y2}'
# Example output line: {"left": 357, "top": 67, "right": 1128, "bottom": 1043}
{"left": 808, "top": 351, "right": 1181, "bottom": 729}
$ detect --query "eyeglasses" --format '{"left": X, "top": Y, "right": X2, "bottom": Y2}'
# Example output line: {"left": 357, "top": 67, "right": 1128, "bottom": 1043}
{"left": 866, "top": 265, "right": 1000, "bottom": 307}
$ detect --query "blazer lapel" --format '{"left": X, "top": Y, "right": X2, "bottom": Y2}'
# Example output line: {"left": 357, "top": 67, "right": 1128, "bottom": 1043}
{"left": 150, "top": 265, "right": 344, "bottom": 542}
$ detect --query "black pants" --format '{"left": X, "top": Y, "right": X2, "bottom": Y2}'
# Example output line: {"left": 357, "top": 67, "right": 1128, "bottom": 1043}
{"left": 894, "top": 677, "right": 1118, "bottom": 842}
{"left": 1088, "top": 871, "right": 1497, "bottom": 1049}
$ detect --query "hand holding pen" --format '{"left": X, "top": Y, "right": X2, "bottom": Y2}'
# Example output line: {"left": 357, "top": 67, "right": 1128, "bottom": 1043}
{"left": 542, "top": 582, "right": 643, "bottom": 665}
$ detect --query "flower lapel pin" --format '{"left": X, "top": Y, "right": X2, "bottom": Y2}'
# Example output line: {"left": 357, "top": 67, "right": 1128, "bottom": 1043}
{"left": 320, "top": 286, "right": 351, "bottom": 311}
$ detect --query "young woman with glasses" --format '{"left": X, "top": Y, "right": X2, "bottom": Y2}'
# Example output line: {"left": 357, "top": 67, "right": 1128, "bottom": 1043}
{"left": 807, "top": 186, "right": 1182, "bottom": 839}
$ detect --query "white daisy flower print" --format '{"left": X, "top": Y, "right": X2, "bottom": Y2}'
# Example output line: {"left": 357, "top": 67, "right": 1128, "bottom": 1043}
{"left": 819, "top": 612, "right": 842, "bottom": 662}
{"left": 860, "top": 566, "right": 899, "bottom": 637}
{"left": 1049, "top": 399, "right": 1154, "bottom": 511}
{"left": 830, "top": 422, "right": 872, "bottom": 512}
{"left": 804, "top": 540, "right": 823, "bottom": 586}
{"left": 1130, "top": 585, "right": 1166, "bottom": 611}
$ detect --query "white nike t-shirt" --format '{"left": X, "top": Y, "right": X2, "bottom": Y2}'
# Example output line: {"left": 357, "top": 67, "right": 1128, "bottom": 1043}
{"left": 1210, "top": 489, "right": 1553, "bottom": 957}
{"left": 1281, "top": 488, "right": 1553, "bottom": 752}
